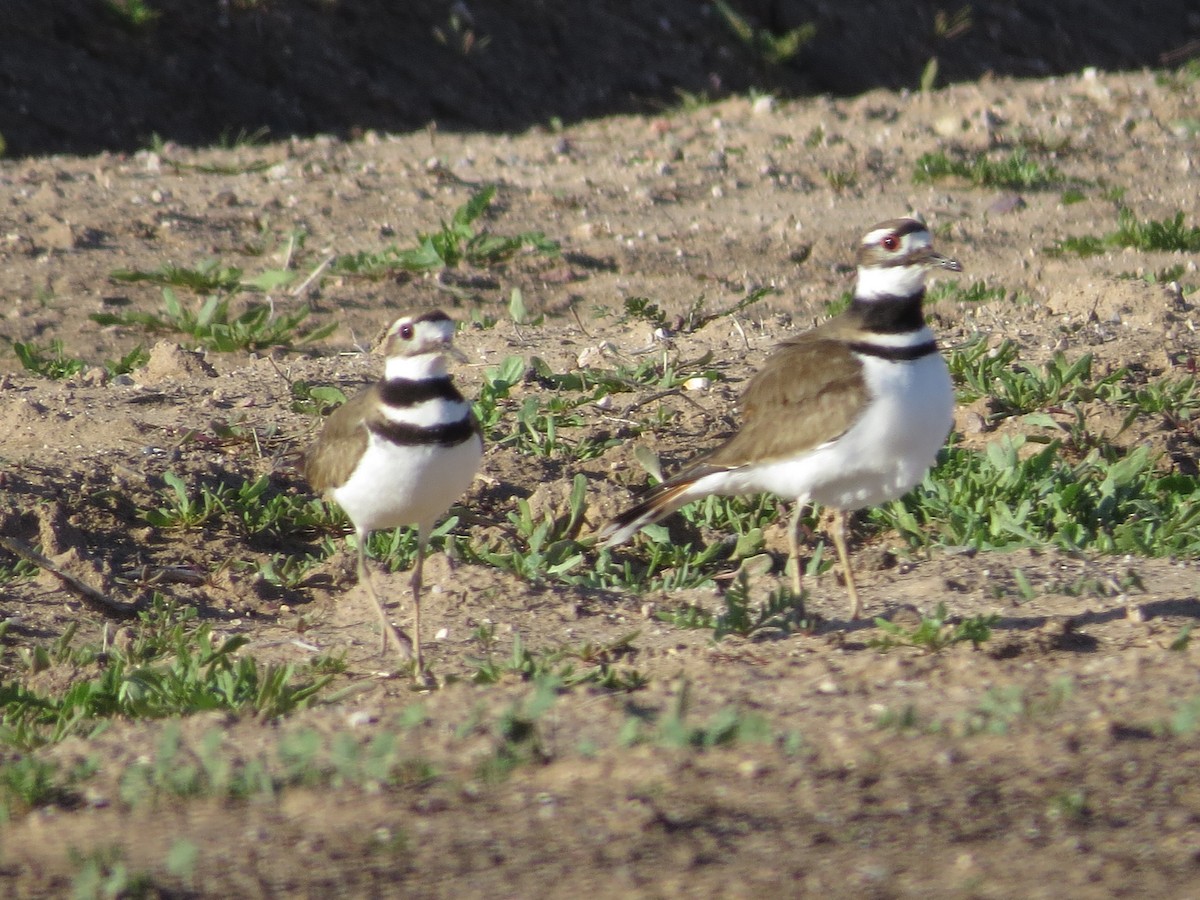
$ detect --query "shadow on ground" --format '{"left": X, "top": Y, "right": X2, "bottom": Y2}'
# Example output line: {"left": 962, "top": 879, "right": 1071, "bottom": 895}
{"left": 2, "top": 0, "right": 1198, "bottom": 157}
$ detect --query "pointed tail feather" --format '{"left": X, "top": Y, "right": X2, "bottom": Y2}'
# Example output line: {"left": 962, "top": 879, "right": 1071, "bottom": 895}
{"left": 598, "top": 481, "right": 699, "bottom": 547}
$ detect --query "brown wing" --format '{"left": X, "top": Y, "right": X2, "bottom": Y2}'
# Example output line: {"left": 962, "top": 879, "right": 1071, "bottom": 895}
{"left": 694, "top": 330, "right": 868, "bottom": 471}
{"left": 302, "top": 385, "right": 378, "bottom": 492}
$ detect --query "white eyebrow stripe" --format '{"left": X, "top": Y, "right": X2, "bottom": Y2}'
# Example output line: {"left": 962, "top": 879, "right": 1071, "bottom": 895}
{"left": 860, "top": 228, "right": 932, "bottom": 251}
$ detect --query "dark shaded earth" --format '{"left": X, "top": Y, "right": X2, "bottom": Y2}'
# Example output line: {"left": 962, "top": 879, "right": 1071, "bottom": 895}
{"left": 2, "top": 0, "right": 1199, "bottom": 157}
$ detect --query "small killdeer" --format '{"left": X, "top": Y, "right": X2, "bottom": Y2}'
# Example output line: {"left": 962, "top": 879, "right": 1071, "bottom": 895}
{"left": 304, "top": 310, "right": 482, "bottom": 670}
{"left": 600, "top": 217, "right": 959, "bottom": 619}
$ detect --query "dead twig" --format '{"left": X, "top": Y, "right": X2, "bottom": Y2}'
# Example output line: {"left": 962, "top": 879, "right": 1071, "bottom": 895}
{"left": 0, "top": 535, "right": 138, "bottom": 618}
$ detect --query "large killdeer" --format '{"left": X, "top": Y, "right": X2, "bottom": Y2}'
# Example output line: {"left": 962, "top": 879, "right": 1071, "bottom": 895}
{"left": 600, "top": 217, "right": 959, "bottom": 619}
{"left": 304, "top": 310, "right": 482, "bottom": 670}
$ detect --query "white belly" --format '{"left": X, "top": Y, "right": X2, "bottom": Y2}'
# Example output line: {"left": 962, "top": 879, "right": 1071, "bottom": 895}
{"left": 332, "top": 433, "right": 482, "bottom": 534}
{"left": 704, "top": 352, "right": 953, "bottom": 510}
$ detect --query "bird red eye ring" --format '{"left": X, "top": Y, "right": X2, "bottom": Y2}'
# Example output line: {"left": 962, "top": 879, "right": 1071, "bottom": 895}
{"left": 881, "top": 234, "right": 900, "bottom": 251}
{"left": 400, "top": 324, "right": 415, "bottom": 339}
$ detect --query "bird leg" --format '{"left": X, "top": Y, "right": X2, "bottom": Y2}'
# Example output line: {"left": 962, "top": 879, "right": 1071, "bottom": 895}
{"left": 409, "top": 527, "right": 429, "bottom": 676}
{"left": 827, "top": 509, "right": 862, "bottom": 620}
{"left": 356, "top": 532, "right": 413, "bottom": 661}
{"left": 787, "top": 501, "right": 808, "bottom": 596}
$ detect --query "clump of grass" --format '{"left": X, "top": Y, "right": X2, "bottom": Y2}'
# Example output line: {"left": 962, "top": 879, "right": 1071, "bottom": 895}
{"left": 712, "top": 573, "right": 810, "bottom": 639}
{"left": 0, "top": 598, "right": 333, "bottom": 751}
{"left": 624, "top": 286, "right": 773, "bottom": 335}
{"left": 6, "top": 340, "right": 149, "bottom": 381}
{"left": 619, "top": 679, "right": 772, "bottom": 749}
{"left": 876, "top": 437, "right": 1200, "bottom": 557}
{"left": 104, "top": 0, "right": 159, "bottom": 30}
{"left": 927, "top": 279, "right": 1007, "bottom": 305}
{"left": 9, "top": 339, "right": 86, "bottom": 380}
{"left": 332, "top": 184, "right": 559, "bottom": 277}
{"left": 92, "top": 287, "right": 334, "bottom": 353}
{"left": 144, "top": 470, "right": 341, "bottom": 541}
{"left": 713, "top": 0, "right": 815, "bottom": 68}
{"left": 469, "top": 629, "right": 647, "bottom": 692}
{"left": 1047, "top": 208, "right": 1200, "bottom": 257}
{"left": 869, "top": 602, "right": 998, "bottom": 652}
{"left": 961, "top": 679, "right": 1073, "bottom": 736}
{"left": 913, "top": 147, "right": 1065, "bottom": 190}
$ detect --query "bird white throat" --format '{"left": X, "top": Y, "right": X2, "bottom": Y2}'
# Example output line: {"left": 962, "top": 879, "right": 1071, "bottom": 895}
{"left": 600, "top": 217, "right": 959, "bottom": 619}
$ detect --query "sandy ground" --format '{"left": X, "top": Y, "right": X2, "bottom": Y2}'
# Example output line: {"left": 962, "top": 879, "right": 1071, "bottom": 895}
{"left": 2, "top": 67, "right": 1200, "bottom": 896}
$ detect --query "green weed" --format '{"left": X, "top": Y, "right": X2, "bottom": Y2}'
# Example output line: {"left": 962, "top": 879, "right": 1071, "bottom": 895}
{"left": 7, "top": 339, "right": 148, "bottom": 381}
{"left": 476, "top": 677, "right": 558, "bottom": 782}
{"left": 1047, "top": 208, "right": 1200, "bottom": 256}
{"left": 332, "top": 184, "right": 558, "bottom": 277}
{"left": 621, "top": 679, "right": 771, "bottom": 749}
{"left": 877, "top": 437, "right": 1200, "bottom": 557}
{"left": 104, "top": 0, "right": 158, "bottom": 30}
{"left": 876, "top": 704, "right": 938, "bottom": 733}
{"left": 712, "top": 571, "right": 810, "bottom": 639}
{"left": 69, "top": 845, "right": 156, "bottom": 900}
{"left": 1162, "top": 695, "right": 1200, "bottom": 736}
{"left": 92, "top": 286, "right": 334, "bottom": 353}
{"left": 960, "top": 679, "right": 1073, "bottom": 736}
{"left": 469, "top": 629, "right": 647, "bottom": 692}
{"left": 10, "top": 339, "right": 86, "bottom": 380}
{"left": 913, "top": 148, "right": 1065, "bottom": 190}
{"left": 290, "top": 381, "right": 348, "bottom": 417}
{"left": 462, "top": 476, "right": 589, "bottom": 582}
{"left": 1169, "top": 624, "right": 1193, "bottom": 652}
{"left": 144, "top": 471, "right": 226, "bottom": 529}
{"left": 624, "top": 287, "right": 772, "bottom": 335}
{"left": 869, "top": 602, "right": 998, "bottom": 652}
{"left": 0, "top": 598, "right": 333, "bottom": 750}
{"left": 713, "top": 0, "right": 815, "bottom": 68}
{"left": 927, "top": 280, "right": 1007, "bottom": 306}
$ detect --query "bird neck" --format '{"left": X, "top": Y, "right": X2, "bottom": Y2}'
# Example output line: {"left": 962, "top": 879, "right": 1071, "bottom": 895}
{"left": 384, "top": 353, "right": 449, "bottom": 381}
{"left": 847, "top": 289, "right": 927, "bottom": 334}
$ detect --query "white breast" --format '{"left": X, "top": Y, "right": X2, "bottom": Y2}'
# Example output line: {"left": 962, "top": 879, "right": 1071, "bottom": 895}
{"left": 332, "top": 432, "right": 483, "bottom": 534}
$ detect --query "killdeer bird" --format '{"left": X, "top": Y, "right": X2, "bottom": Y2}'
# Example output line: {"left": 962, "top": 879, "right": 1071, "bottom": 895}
{"left": 600, "top": 217, "right": 959, "bottom": 619}
{"left": 304, "top": 310, "right": 482, "bottom": 670}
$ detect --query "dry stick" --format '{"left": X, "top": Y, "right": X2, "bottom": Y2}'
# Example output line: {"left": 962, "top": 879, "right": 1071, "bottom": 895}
{"left": 291, "top": 254, "right": 334, "bottom": 299}
{"left": 0, "top": 535, "right": 136, "bottom": 618}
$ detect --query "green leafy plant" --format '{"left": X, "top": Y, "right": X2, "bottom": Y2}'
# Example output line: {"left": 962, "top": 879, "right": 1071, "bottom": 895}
{"left": 332, "top": 184, "right": 558, "bottom": 277}
{"left": 69, "top": 846, "right": 156, "bottom": 899}
{"left": 10, "top": 339, "right": 86, "bottom": 380}
{"left": 290, "top": 380, "right": 348, "bottom": 417}
{"left": 475, "top": 677, "right": 559, "bottom": 782}
{"left": 869, "top": 602, "right": 998, "bottom": 652}
{"left": 960, "top": 679, "right": 1073, "bottom": 736}
{"left": 620, "top": 679, "right": 771, "bottom": 749}
{"left": 144, "top": 471, "right": 226, "bottom": 529}
{"left": 713, "top": 0, "right": 815, "bottom": 68}
{"left": 914, "top": 148, "right": 1065, "bottom": 190}
{"left": 1047, "top": 208, "right": 1200, "bottom": 257}
{"left": 92, "top": 287, "right": 334, "bottom": 353}
{"left": 104, "top": 0, "right": 159, "bottom": 30}
{"left": 469, "top": 629, "right": 647, "bottom": 692}
{"left": 712, "top": 572, "right": 810, "bottom": 639}
{"left": 624, "top": 287, "right": 772, "bottom": 335}
{"left": 876, "top": 437, "right": 1200, "bottom": 557}
{"left": 0, "top": 598, "right": 332, "bottom": 750}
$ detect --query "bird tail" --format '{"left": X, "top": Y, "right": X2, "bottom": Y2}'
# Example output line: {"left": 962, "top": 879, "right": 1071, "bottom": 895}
{"left": 598, "top": 480, "right": 700, "bottom": 547}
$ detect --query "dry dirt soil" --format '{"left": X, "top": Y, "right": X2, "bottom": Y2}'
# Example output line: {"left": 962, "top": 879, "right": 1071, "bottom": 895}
{"left": 3, "top": 13, "right": 1200, "bottom": 900}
